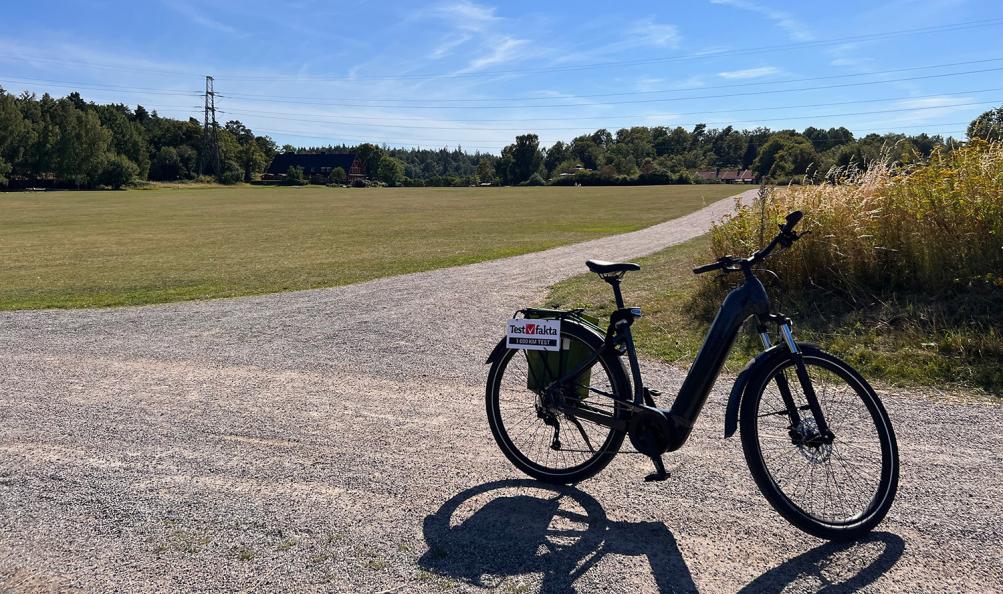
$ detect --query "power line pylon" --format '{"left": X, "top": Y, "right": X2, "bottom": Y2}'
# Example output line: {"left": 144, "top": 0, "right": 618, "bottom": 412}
{"left": 198, "top": 75, "right": 222, "bottom": 178}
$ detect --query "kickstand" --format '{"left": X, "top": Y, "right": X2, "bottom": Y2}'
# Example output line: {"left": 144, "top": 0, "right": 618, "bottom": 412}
{"left": 644, "top": 456, "right": 670, "bottom": 482}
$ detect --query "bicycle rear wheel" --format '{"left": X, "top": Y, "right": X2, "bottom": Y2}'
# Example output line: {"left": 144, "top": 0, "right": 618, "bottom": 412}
{"left": 740, "top": 345, "right": 899, "bottom": 541}
{"left": 486, "top": 322, "right": 632, "bottom": 484}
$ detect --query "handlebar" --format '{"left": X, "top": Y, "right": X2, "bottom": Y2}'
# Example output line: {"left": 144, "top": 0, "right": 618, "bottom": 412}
{"left": 692, "top": 210, "right": 805, "bottom": 275}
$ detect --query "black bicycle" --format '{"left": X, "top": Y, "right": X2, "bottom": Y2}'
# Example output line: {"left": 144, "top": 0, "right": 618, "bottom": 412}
{"left": 485, "top": 211, "right": 899, "bottom": 541}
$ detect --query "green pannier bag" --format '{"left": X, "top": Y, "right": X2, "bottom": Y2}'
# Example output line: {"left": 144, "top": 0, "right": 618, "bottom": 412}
{"left": 522, "top": 309, "right": 598, "bottom": 399}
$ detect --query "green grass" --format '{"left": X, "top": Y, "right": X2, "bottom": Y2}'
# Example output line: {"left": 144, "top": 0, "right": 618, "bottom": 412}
{"left": 546, "top": 234, "right": 1002, "bottom": 395}
{"left": 0, "top": 184, "right": 739, "bottom": 310}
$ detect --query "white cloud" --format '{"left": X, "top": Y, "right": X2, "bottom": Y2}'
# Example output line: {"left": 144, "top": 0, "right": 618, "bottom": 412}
{"left": 430, "top": 33, "right": 473, "bottom": 59}
{"left": 427, "top": 0, "right": 501, "bottom": 32}
{"left": 630, "top": 18, "right": 681, "bottom": 48}
{"left": 644, "top": 113, "right": 682, "bottom": 124}
{"left": 162, "top": 0, "right": 241, "bottom": 35}
{"left": 462, "top": 36, "right": 531, "bottom": 72}
{"left": 717, "top": 66, "right": 780, "bottom": 79}
{"left": 709, "top": 0, "right": 813, "bottom": 41}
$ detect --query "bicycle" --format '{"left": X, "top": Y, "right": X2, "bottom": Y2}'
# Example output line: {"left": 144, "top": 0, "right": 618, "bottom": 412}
{"left": 485, "top": 211, "right": 899, "bottom": 541}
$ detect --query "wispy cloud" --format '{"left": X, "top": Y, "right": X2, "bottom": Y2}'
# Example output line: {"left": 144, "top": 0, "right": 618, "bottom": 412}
{"left": 630, "top": 17, "right": 681, "bottom": 48}
{"left": 463, "top": 36, "right": 531, "bottom": 71}
{"left": 709, "top": 0, "right": 813, "bottom": 41}
{"left": 162, "top": 0, "right": 241, "bottom": 36}
{"left": 421, "top": 1, "right": 534, "bottom": 74}
{"left": 429, "top": 33, "right": 473, "bottom": 59}
{"left": 717, "top": 66, "right": 780, "bottom": 79}
{"left": 644, "top": 113, "right": 682, "bottom": 124}
{"left": 425, "top": 0, "right": 501, "bottom": 32}
{"left": 550, "top": 17, "right": 682, "bottom": 66}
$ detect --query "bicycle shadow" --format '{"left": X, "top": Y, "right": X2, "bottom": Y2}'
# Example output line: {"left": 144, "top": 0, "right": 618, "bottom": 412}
{"left": 419, "top": 479, "right": 905, "bottom": 593}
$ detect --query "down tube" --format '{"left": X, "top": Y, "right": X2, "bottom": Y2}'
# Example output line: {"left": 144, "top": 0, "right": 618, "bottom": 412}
{"left": 666, "top": 278, "right": 769, "bottom": 450}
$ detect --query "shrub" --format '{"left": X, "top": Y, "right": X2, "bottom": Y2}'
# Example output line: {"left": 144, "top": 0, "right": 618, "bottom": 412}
{"left": 219, "top": 163, "right": 244, "bottom": 185}
{"left": 523, "top": 173, "right": 546, "bottom": 186}
{"left": 97, "top": 154, "right": 139, "bottom": 189}
{"left": 285, "top": 165, "right": 307, "bottom": 186}
{"left": 329, "top": 166, "right": 347, "bottom": 185}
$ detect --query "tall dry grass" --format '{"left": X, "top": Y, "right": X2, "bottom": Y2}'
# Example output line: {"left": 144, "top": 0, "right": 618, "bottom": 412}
{"left": 692, "top": 141, "right": 1003, "bottom": 390}
{"left": 703, "top": 141, "right": 1003, "bottom": 303}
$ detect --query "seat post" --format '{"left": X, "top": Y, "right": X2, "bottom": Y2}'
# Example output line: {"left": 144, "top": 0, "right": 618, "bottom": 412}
{"left": 607, "top": 277, "right": 626, "bottom": 309}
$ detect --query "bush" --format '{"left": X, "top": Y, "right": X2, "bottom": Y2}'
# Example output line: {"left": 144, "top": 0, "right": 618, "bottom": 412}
{"left": 285, "top": 165, "right": 307, "bottom": 186}
{"left": 523, "top": 173, "right": 546, "bottom": 186}
{"left": 219, "top": 163, "right": 243, "bottom": 185}
{"left": 97, "top": 154, "right": 139, "bottom": 189}
{"left": 329, "top": 166, "right": 347, "bottom": 185}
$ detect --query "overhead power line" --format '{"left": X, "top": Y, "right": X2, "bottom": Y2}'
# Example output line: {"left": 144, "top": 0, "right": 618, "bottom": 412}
{"left": 214, "top": 67, "right": 1003, "bottom": 109}
{"left": 246, "top": 98, "right": 989, "bottom": 140}
{"left": 218, "top": 88, "right": 1003, "bottom": 130}
{"left": 6, "top": 57, "right": 1003, "bottom": 107}
{"left": 217, "top": 57, "right": 1003, "bottom": 103}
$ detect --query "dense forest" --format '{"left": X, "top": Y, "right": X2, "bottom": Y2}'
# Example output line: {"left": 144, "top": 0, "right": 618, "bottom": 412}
{"left": 2, "top": 88, "right": 1000, "bottom": 189}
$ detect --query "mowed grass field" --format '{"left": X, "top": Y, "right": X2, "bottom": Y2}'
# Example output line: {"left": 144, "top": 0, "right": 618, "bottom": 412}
{"left": 0, "top": 185, "right": 739, "bottom": 310}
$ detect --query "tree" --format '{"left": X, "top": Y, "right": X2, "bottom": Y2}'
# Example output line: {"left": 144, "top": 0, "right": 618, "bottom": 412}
{"left": 475, "top": 159, "right": 495, "bottom": 184}
{"left": 53, "top": 102, "right": 111, "bottom": 187}
{"left": 753, "top": 133, "right": 819, "bottom": 179}
{"left": 237, "top": 141, "right": 266, "bottom": 182}
{"left": 544, "top": 141, "right": 570, "bottom": 176}
{"left": 356, "top": 143, "right": 386, "bottom": 178}
{"left": 286, "top": 165, "right": 306, "bottom": 185}
{"left": 968, "top": 106, "right": 1003, "bottom": 142}
{"left": 329, "top": 166, "right": 347, "bottom": 184}
{"left": 499, "top": 134, "right": 543, "bottom": 184}
{"left": 376, "top": 155, "right": 405, "bottom": 186}
{"left": 97, "top": 154, "right": 139, "bottom": 188}
{"left": 150, "top": 146, "right": 182, "bottom": 180}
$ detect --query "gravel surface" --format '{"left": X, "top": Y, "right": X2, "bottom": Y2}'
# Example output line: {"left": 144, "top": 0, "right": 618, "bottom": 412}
{"left": 1, "top": 189, "right": 1000, "bottom": 593}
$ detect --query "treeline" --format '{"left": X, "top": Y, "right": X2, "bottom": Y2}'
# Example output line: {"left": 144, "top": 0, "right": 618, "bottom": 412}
{"left": 2, "top": 87, "right": 997, "bottom": 189}
{"left": 277, "top": 123, "right": 970, "bottom": 188}
{"left": 492, "top": 125, "right": 963, "bottom": 187}
{"left": 282, "top": 143, "right": 495, "bottom": 187}
{"left": 0, "top": 89, "right": 278, "bottom": 188}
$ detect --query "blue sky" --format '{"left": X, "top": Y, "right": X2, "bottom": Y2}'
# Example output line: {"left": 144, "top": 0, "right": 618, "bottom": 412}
{"left": 2, "top": 0, "right": 1001, "bottom": 153}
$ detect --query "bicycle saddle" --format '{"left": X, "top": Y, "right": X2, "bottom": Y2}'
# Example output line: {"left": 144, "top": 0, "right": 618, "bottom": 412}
{"left": 586, "top": 260, "right": 641, "bottom": 274}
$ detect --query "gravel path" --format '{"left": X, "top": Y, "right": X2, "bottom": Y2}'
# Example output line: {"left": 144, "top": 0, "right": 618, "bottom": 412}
{"left": 1, "top": 189, "right": 1000, "bottom": 593}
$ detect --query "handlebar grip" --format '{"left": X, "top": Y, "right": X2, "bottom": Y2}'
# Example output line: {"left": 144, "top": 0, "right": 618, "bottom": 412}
{"left": 693, "top": 261, "right": 723, "bottom": 275}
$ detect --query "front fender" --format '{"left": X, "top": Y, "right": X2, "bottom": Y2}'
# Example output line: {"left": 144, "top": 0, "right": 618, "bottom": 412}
{"left": 723, "top": 345, "right": 786, "bottom": 438}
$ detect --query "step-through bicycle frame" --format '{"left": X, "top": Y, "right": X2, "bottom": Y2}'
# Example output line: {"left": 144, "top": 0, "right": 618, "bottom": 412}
{"left": 519, "top": 259, "right": 829, "bottom": 454}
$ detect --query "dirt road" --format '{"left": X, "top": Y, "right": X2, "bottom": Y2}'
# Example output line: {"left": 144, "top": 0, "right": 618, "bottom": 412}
{"left": 1, "top": 190, "right": 1000, "bottom": 592}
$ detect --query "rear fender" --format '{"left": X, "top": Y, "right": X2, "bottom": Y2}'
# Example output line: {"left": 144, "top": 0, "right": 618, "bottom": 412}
{"left": 485, "top": 339, "right": 508, "bottom": 364}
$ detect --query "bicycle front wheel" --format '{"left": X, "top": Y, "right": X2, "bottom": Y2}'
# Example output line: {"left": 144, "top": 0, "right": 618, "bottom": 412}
{"left": 486, "top": 322, "right": 632, "bottom": 485}
{"left": 740, "top": 345, "right": 899, "bottom": 541}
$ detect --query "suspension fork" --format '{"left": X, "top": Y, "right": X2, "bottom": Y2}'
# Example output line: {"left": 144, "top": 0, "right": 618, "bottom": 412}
{"left": 760, "top": 320, "right": 832, "bottom": 439}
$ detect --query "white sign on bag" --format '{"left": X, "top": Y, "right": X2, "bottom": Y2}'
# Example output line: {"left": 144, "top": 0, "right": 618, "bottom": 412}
{"left": 506, "top": 318, "right": 561, "bottom": 351}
